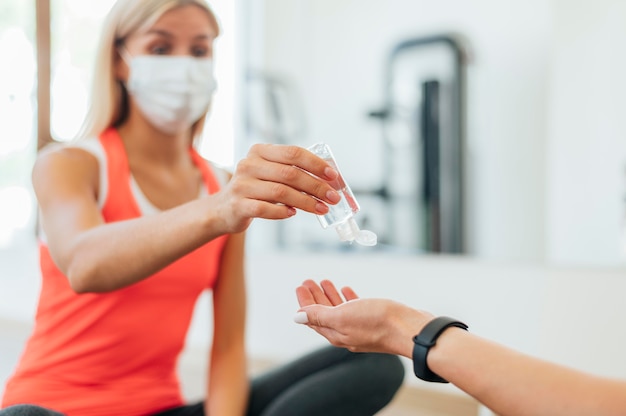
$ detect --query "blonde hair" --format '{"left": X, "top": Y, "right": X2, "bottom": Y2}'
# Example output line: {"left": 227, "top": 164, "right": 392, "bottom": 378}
{"left": 76, "top": 0, "right": 220, "bottom": 141}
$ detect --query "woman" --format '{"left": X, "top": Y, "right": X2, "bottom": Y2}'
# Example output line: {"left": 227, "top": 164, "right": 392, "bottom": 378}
{"left": 295, "top": 279, "right": 626, "bottom": 416}
{"left": 0, "top": 1, "right": 404, "bottom": 415}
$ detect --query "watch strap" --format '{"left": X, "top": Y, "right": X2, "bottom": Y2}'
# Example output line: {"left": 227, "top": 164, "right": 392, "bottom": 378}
{"left": 412, "top": 316, "right": 468, "bottom": 383}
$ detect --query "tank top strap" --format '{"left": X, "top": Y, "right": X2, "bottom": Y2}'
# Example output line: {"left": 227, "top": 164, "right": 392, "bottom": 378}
{"left": 98, "top": 128, "right": 142, "bottom": 221}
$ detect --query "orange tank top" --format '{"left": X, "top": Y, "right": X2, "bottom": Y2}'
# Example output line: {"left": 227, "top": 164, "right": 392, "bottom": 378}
{"left": 2, "top": 128, "right": 228, "bottom": 415}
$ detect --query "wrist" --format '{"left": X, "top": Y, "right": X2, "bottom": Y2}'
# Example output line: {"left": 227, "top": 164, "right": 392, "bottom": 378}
{"left": 388, "top": 303, "right": 434, "bottom": 359}
{"left": 426, "top": 326, "right": 470, "bottom": 380}
{"left": 198, "top": 195, "right": 231, "bottom": 236}
{"left": 412, "top": 317, "right": 468, "bottom": 383}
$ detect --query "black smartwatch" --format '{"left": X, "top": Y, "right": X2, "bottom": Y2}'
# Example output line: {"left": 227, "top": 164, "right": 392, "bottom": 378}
{"left": 412, "top": 316, "right": 468, "bottom": 383}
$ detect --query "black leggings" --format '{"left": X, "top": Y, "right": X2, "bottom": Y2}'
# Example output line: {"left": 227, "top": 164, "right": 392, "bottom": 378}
{"left": 1, "top": 346, "right": 405, "bottom": 416}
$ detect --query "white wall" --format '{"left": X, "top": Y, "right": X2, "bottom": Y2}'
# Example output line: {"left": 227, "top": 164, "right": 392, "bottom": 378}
{"left": 546, "top": 0, "right": 626, "bottom": 267}
{"left": 254, "top": 0, "right": 553, "bottom": 263}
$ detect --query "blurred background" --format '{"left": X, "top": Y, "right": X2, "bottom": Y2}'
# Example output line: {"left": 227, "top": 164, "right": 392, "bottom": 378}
{"left": 2, "top": 1, "right": 626, "bottom": 414}
{"left": 3, "top": 0, "right": 626, "bottom": 266}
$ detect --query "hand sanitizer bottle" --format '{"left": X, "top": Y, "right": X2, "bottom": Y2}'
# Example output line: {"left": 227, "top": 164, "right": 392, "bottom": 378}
{"left": 307, "top": 142, "right": 377, "bottom": 246}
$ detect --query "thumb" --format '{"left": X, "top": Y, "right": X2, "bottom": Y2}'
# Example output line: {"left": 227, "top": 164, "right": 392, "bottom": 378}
{"left": 293, "top": 310, "right": 309, "bottom": 324}
{"left": 293, "top": 305, "right": 329, "bottom": 326}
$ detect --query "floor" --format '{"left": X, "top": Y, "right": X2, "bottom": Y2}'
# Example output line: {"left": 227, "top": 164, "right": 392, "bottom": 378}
{"left": 0, "top": 318, "right": 31, "bottom": 396}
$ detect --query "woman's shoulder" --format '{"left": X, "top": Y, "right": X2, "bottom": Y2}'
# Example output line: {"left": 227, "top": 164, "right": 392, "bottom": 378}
{"left": 38, "top": 136, "right": 102, "bottom": 156}
{"left": 34, "top": 138, "right": 102, "bottom": 180}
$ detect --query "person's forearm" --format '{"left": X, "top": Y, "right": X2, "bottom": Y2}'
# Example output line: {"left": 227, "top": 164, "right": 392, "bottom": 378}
{"left": 57, "top": 196, "right": 226, "bottom": 293}
{"left": 428, "top": 328, "right": 626, "bottom": 416}
{"left": 207, "top": 344, "right": 249, "bottom": 416}
{"left": 295, "top": 286, "right": 626, "bottom": 415}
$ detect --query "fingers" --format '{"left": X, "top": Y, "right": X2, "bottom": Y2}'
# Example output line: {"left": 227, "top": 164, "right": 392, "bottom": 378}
{"left": 295, "top": 285, "right": 316, "bottom": 307}
{"left": 229, "top": 173, "right": 332, "bottom": 216}
{"left": 293, "top": 310, "right": 309, "bottom": 324}
{"left": 293, "top": 305, "right": 329, "bottom": 329}
{"left": 341, "top": 286, "right": 359, "bottom": 301}
{"left": 219, "top": 143, "right": 344, "bottom": 231}
{"left": 295, "top": 281, "right": 337, "bottom": 328}
{"left": 297, "top": 279, "right": 357, "bottom": 308}
{"left": 248, "top": 143, "right": 338, "bottom": 182}
{"left": 293, "top": 305, "right": 355, "bottom": 351}
{"left": 237, "top": 144, "right": 341, "bottom": 214}
{"left": 229, "top": 196, "right": 297, "bottom": 222}
{"left": 253, "top": 160, "right": 339, "bottom": 205}
{"left": 320, "top": 280, "right": 345, "bottom": 306}
{"left": 301, "top": 279, "right": 334, "bottom": 306}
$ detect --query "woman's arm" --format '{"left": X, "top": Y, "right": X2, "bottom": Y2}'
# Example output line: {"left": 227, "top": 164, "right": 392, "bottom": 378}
{"left": 206, "top": 231, "right": 248, "bottom": 416}
{"left": 34, "top": 144, "right": 339, "bottom": 293}
{"left": 430, "top": 329, "right": 626, "bottom": 416}
{"left": 295, "top": 280, "right": 626, "bottom": 416}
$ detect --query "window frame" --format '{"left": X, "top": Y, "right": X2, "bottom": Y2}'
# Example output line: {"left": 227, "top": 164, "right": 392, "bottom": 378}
{"left": 35, "top": 0, "right": 52, "bottom": 151}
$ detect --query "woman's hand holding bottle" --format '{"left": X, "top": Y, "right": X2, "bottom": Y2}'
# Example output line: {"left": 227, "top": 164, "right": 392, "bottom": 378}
{"left": 214, "top": 144, "right": 341, "bottom": 234}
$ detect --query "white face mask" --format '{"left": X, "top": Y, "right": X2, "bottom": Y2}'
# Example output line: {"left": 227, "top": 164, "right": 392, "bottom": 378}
{"left": 123, "top": 53, "right": 217, "bottom": 135}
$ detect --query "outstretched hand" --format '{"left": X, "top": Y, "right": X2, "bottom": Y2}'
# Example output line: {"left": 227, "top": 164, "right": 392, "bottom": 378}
{"left": 295, "top": 280, "right": 433, "bottom": 357}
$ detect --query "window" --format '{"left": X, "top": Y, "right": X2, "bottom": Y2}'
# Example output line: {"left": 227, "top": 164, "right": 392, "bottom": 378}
{"left": 49, "top": 0, "right": 118, "bottom": 141}
{"left": 0, "top": 1, "right": 36, "bottom": 248}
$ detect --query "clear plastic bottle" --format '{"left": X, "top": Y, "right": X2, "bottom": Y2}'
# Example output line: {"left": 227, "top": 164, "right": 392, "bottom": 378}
{"left": 307, "top": 142, "right": 377, "bottom": 246}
